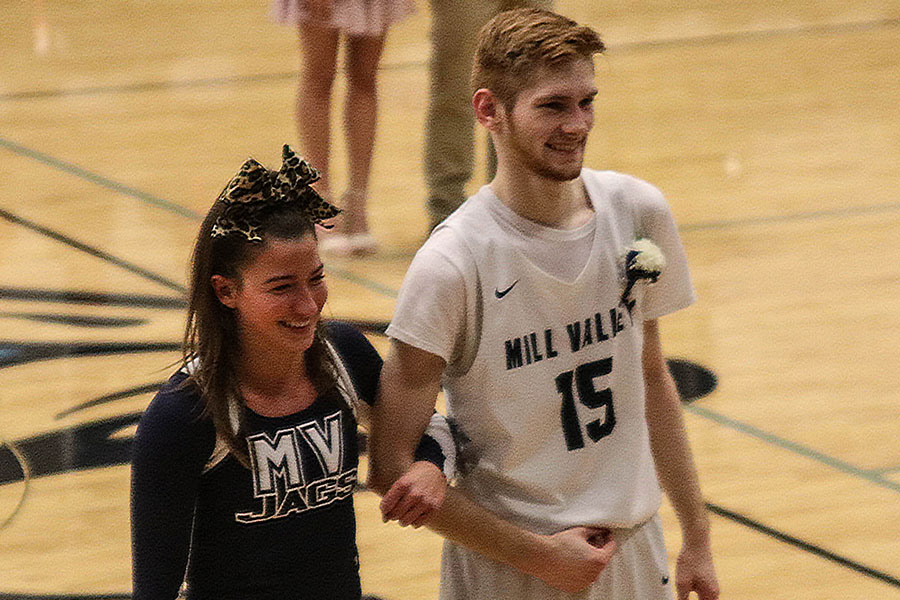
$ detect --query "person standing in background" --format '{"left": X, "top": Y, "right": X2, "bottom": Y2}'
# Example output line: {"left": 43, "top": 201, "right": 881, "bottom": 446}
{"left": 425, "top": 0, "right": 552, "bottom": 231}
{"left": 272, "top": 0, "right": 414, "bottom": 255}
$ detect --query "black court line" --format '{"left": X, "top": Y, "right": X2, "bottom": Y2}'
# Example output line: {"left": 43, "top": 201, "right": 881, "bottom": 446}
{"left": 55, "top": 382, "right": 167, "bottom": 419}
{"left": 1, "top": 18, "right": 897, "bottom": 591}
{"left": 4, "top": 131, "right": 900, "bottom": 239}
{"left": 708, "top": 503, "right": 900, "bottom": 588}
{"left": 0, "top": 596, "right": 131, "bottom": 600}
{"left": 0, "top": 287, "right": 185, "bottom": 308}
{"left": 0, "top": 207, "right": 186, "bottom": 294}
{"left": 1, "top": 17, "right": 897, "bottom": 102}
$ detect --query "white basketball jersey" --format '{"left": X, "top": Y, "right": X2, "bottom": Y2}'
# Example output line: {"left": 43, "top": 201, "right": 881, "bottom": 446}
{"left": 391, "top": 169, "right": 694, "bottom": 533}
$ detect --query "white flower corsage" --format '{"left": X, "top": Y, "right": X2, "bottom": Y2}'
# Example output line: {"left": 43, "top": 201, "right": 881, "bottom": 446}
{"left": 621, "top": 238, "right": 666, "bottom": 313}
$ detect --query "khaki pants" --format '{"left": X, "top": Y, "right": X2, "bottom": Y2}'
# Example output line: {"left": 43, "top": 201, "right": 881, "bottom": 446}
{"left": 439, "top": 514, "right": 675, "bottom": 600}
{"left": 425, "top": 0, "right": 554, "bottom": 228}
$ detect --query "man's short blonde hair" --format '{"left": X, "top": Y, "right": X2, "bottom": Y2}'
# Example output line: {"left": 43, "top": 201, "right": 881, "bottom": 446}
{"left": 472, "top": 8, "right": 605, "bottom": 109}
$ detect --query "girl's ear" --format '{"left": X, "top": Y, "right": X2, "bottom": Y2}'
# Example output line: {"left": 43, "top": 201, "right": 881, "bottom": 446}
{"left": 210, "top": 275, "right": 239, "bottom": 309}
{"left": 473, "top": 88, "right": 505, "bottom": 131}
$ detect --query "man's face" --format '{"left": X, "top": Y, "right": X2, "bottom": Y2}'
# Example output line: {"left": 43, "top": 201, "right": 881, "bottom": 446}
{"left": 500, "top": 59, "right": 598, "bottom": 182}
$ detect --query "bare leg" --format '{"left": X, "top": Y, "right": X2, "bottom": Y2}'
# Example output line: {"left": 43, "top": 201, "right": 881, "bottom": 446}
{"left": 343, "top": 33, "right": 386, "bottom": 238}
{"left": 297, "top": 23, "right": 340, "bottom": 202}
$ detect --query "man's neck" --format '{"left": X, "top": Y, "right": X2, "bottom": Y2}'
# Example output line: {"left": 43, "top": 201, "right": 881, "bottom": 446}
{"left": 490, "top": 166, "right": 593, "bottom": 230}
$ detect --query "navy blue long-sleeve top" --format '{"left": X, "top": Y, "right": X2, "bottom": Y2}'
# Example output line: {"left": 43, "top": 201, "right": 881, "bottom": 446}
{"left": 130, "top": 322, "right": 439, "bottom": 600}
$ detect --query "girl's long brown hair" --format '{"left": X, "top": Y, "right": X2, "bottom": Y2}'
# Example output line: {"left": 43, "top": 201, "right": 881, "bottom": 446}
{"left": 182, "top": 199, "right": 336, "bottom": 467}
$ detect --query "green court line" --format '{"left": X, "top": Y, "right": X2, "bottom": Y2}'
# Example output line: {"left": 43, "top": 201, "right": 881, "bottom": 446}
{"left": 4, "top": 131, "right": 899, "bottom": 278}
{"left": 2, "top": 137, "right": 898, "bottom": 495}
{"left": 326, "top": 266, "right": 398, "bottom": 299}
{"left": 1, "top": 134, "right": 405, "bottom": 298}
{"left": 680, "top": 202, "right": 900, "bottom": 233}
{"left": 869, "top": 466, "right": 900, "bottom": 475}
{"left": 613, "top": 16, "right": 900, "bottom": 53}
{"left": 0, "top": 137, "right": 200, "bottom": 219}
{"left": 685, "top": 404, "right": 900, "bottom": 494}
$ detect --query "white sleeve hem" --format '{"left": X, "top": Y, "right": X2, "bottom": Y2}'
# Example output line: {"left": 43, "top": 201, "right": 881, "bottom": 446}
{"left": 385, "top": 325, "right": 454, "bottom": 363}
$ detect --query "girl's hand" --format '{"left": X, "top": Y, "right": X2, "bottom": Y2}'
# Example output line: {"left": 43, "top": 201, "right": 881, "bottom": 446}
{"left": 379, "top": 461, "right": 447, "bottom": 528}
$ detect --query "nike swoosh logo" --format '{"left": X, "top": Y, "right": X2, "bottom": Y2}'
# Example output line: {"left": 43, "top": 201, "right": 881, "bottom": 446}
{"left": 494, "top": 280, "right": 519, "bottom": 299}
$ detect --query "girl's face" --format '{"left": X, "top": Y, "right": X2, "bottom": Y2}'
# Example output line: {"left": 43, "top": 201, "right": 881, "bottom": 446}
{"left": 212, "top": 235, "right": 327, "bottom": 358}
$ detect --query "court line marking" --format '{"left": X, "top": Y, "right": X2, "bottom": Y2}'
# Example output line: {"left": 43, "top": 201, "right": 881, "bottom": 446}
{"left": 0, "top": 436, "right": 30, "bottom": 531}
{"left": 0, "top": 137, "right": 200, "bottom": 219}
{"left": 2, "top": 193, "right": 893, "bottom": 496}
{"left": 680, "top": 202, "right": 900, "bottom": 233}
{"left": 3, "top": 131, "right": 900, "bottom": 283}
{"left": 612, "top": 16, "right": 900, "bottom": 53}
{"left": 686, "top": 404, "right": 899, "bottom": 494}
{"left": 0, "top": 287, "right": 185, "bottom": 308}
{"left": 2, "top": 89, "right": 897, "bottom": 497}
{"left": 1, "top": 136, "right": 394, "bottom": 298}
{"left": 0, "top": 207, "right": 896, "bottom": 588}
{"left": 2, "top": 193, "right": 892, "bottom": 501}
{"left": 1, "top": 17, "right": 897, "bottom": 102}
{"left": 707, "top": 503, "right": 900, "bottom": 588}
{"left": 3, "top": 1, "right": 896, "bottom": 569}
{"left": 2, "top": 138, "right": 898, "bottom": 493}
{"left": 870, "top": 466, "right": 900, "bottom": 475}
{"left": 0, "top": 207, "right": 186, "bottom": 294}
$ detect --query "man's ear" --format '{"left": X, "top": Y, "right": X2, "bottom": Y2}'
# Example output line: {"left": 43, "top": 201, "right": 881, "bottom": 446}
{"left": 210, "top": 275, "right": 239, "bottom": 309}
{"left": 473, "top": 88, "right": 505, "bottom": 131}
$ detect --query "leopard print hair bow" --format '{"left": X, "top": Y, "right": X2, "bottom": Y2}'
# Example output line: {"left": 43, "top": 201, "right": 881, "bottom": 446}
{"left": 211, "top": 145, "right": 340, "bottom": 242}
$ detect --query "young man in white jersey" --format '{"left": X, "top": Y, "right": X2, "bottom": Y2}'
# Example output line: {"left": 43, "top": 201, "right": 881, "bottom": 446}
{"left": 370, "top": 8, "right": 719, "bottom": 600}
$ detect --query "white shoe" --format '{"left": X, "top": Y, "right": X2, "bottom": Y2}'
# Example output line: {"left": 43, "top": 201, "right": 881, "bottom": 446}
{"left": 318, "top": 232, "right": 353, "bottom": 257}
{"left": 348, "top": 233, "right": 378, "bottom": 256}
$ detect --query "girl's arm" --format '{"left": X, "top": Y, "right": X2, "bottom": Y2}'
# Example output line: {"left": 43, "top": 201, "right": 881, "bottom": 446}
{"left": 131, "top": 380, "right": 213, "bottom": 600}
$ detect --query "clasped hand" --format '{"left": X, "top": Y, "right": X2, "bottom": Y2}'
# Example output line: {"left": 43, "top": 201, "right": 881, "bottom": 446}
{"left": 379, "top": 461, "right": 447, "bottom": 528}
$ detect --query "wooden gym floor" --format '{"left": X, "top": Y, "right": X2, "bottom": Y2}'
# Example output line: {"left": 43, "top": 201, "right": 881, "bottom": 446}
{"left": 0, "top": 1, "right": 898, "bottom": 598}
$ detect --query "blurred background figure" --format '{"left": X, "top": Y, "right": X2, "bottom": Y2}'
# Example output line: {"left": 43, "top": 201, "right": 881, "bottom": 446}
{"left": 273, "top": 0, "right": 415, "bottom": 255}
{"left": 424, "top": 0, "right": 553, "bottom": 231}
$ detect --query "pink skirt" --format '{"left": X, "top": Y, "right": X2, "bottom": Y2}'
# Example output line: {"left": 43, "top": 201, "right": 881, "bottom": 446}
{"left": 271, "top": 0, "right": 415, "bottom": 37}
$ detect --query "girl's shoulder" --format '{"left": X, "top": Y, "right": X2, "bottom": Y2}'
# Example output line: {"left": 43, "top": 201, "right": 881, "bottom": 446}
{"left": 136, "top": 370, "right": 214, "bottom": 448}
{"left": 323, "top": 320, "right": 383, "bottom": 406}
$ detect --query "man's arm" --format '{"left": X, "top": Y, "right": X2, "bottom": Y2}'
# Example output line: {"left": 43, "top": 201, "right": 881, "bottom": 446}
{"left": 368, "top": 339, "right": 616, "bottom": 594}
{"left": 642, "top": 319, "right": 720, "bottom": 600}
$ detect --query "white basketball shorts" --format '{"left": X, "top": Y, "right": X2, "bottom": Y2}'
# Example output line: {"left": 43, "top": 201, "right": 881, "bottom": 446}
{"left": 439, "top": 514, "right": 673, "bottom": 600}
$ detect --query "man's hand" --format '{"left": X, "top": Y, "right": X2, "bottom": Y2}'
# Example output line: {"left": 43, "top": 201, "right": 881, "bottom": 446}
{"left": 675, "top": 538, "right": 720, "bottom": 600}
{"left": 379, "top": 461, "right": 447, "bottom": 528}
{"left": 528, "top": 526, "right": 617, "bottom": 593}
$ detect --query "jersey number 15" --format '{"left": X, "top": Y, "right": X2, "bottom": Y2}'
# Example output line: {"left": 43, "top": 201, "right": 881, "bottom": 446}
{"left": 556, "top": 358, "right": 616, "bottom": 451}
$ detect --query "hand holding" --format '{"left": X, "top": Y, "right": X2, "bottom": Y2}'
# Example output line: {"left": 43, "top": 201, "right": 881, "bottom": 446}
{"left": 379, "top": 461, "right": 447, "bottom": 528}
{"left": 528, "top": 526, "right": 617, "bottom": 593}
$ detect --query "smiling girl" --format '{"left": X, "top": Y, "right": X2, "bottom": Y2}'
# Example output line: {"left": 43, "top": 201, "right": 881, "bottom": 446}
{"left": 130, "top": 146, "right": 451, "bottom": 600}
